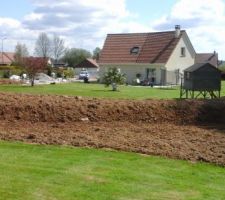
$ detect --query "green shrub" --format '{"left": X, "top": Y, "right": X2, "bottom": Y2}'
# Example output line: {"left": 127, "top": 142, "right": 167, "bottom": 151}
{"left": 63, "top": 69, "right": 75, "bottom": 78}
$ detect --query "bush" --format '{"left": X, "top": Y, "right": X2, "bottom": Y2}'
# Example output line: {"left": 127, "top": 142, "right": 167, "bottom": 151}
{"left": 103, "top": 67, "right": 126, "bottom": 91}
{"left": 63, "top": 69, "right": 75, "bottom": 78}
{"left": 3, "top": 70, "right": 11, "bottom": 78}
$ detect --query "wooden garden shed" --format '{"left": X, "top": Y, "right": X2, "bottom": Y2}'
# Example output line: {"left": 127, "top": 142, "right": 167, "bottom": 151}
{"left": 180, "top": 63, "right": 221, "bottom": 99}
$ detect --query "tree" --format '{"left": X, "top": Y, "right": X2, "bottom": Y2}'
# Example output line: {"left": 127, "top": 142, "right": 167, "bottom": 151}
{"left": 52, "top": 34, "right": 65, "bottom": 61}
{"left": 24, "top": 57, "right": 47, "bottom": 86}
{"left": 92, "top": 47, "right": 101, "bottom": 60}
{"left": 14, "top": 43, "right": 29, "bottom": 66}
{"left": 35, "top": 33, "right": 51, "bottom": 58}
{"left": 103, "top": 67, "right": 126, "bottom": 91}
{"left": 63, "top": 48, "right": 92, "bottom": 67}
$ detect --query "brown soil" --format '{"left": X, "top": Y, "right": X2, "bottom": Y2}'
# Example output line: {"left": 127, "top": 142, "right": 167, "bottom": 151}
{"left": 0, "top": 93, "right": 225, "bottom": 166}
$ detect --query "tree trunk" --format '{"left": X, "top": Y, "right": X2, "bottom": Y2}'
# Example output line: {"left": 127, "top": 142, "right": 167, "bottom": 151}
{"left": 31, "top": 78, "right": 34, "bottom": 87}
{"left": 112, "top": 83, "right": 117, "bottom": 91}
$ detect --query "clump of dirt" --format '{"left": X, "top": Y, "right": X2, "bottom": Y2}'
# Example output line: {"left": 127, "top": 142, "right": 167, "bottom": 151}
{"left": 0, "top": 92, "right": 225, "bottom": 166}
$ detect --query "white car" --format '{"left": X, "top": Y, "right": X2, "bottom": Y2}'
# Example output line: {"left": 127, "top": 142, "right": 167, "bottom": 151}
{"left": 79, "top": 71, "right": 89, "bottom": 80}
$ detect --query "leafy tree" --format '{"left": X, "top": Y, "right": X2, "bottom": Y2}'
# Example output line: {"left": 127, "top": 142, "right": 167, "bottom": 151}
{"left": 63, "top": 48, "right": 92, "bottom": 67}
{"left": 35, "top": 33, "right": 51, "bottom": 58}
{"left": 92, "top": 47, "right": 101, "bottom": 60}
{"left": 14, "top": 43, "right": 29, "bottom": 66}
{"left": 52, "top": 34, "right": 65, "bottom": 61}
{"left": 24, "top": 57, "right": 47, "bottom": 86}
{"left": 103, "top": 67, "right": 126, "bottom": 91}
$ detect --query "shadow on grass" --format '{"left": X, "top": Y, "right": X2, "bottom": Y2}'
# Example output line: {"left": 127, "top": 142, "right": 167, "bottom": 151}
{"left": 155, "top": 87, "right": 178, "bottom": 90}
{"left": 92, "top": 89, "right": 120, "bottom": 93}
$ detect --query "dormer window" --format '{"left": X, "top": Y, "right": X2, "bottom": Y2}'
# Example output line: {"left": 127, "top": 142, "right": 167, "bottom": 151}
{"left": 130, "top": 47, "right": 140, "bottom": 55}
{"left": 181, "top": 47, "right": 186, "bottom": 57}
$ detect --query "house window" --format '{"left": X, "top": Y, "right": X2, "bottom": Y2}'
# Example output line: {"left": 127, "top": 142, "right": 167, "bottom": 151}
{"left": 130, "top": 47, "right": 140, "bottom": 55}
{"left": 181, "top": 47, "right": 186, "bottom": 57}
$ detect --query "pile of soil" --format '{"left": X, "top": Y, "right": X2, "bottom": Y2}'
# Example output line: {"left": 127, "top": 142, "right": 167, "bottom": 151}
{"left": 0, "top": 93, "right": 225, "bottom": 166}
{"left": 0, "top": 93, "right": 225, "bottom": 124}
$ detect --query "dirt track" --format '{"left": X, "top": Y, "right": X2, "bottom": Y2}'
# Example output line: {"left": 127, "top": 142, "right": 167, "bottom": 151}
{"left": 0, "top": 93, "right": 225, "bottom": 166}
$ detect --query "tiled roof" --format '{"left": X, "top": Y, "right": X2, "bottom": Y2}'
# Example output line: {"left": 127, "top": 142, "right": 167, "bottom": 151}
{"left": 99, "top": 31, "right": 184, "bottom": 64}
{"left": 75, "top": 58, "right": 99, "bottom": 68}
{"left": 0, "top": 52, "right": 15, "bottom": 65}
{"left": 195, "top": 53, "right": 218, "bottom": 67}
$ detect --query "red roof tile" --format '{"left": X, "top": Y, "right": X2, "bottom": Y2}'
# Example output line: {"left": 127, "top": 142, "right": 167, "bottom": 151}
{"left": 99, "top": 31, "right": 184, "bottom": 64}
{"left": 0, "top": 52, "right": 15, "bottom": 65}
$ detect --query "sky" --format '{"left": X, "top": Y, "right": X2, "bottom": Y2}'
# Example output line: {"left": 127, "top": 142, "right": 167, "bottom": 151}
{"left": 0, "top": 0, "right": 225, "bottom": 59}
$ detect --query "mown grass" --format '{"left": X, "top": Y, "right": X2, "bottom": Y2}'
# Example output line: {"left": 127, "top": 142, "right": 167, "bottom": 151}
{"left": 0, "top": 141, "right": 225, "bottom": 200}
{"left": 0, "top": 81, "right": 224, "bottom": 99}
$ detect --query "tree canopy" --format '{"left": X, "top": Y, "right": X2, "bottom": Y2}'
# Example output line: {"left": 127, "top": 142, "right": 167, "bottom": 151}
{"left": 103, "top": 67, "right": 126, "bottom": 91}
{"left": 63, "top": 48, "right": 92, "bottom": 67}
{"left": 92, "top": 47, "right": 101, "bottom": 60}
{"left": 14, "top": 43, "right": 29, "bottom": 66}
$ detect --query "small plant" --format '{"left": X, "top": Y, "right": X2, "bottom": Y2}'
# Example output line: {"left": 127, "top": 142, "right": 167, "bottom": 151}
{"left": 103, "top": 67, "right": 126, "bottom": 91}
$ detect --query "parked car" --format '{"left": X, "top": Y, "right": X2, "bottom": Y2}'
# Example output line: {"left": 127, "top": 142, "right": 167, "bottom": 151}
{"left": 79, "top": 70, "right": 89, "bottom": 80}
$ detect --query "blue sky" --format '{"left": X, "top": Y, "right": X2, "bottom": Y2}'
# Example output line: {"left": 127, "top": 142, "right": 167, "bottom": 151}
{"left": 0, "top": 0, "right": 225, "bottom": 59}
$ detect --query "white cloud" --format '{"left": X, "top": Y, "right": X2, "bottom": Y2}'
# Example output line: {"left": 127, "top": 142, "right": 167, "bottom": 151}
{"left": 152, "top": 0, "right": 225, "bottom": 59}
{"left": 0, "top": 0, "right": 150, "bottom": 54}
{"left": 1, "top": 0, "right": 225, "bottom": 60}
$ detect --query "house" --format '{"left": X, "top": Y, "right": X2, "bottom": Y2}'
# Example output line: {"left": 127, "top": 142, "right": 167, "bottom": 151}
{"left": 0, "top": 52, "right": 15, "bottom": 65}
{"left": 98, "top": 25, "right": 218, "bottom": 85}
{"left": 74, "top": 58, "right": 99, "bottom": 78}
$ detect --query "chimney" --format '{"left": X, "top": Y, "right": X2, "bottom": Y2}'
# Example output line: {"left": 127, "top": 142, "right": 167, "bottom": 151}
{"left": 175, "top": 25, "right": 181, "bottom": 38}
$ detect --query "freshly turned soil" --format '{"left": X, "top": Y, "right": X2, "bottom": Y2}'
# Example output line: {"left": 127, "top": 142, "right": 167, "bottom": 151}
{"left": 0, "top": 93, "right": 225, "bottom": 166}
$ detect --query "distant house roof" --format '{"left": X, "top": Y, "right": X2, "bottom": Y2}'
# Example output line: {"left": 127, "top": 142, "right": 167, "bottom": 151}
{"left": 0, "top": 52, "right": 15, "bottom": 65}
{"left": 75, "top": 58, "right": 99, "bottom": 68}
{"left": 23, "top": 57, "right": 49, "bottom": 66}
{"left": 50, "top": 58, "right": 66, "bottom": 67}
{"left": 195, "top": 53, "right": 218, "bottom": 67}
{"left": 99, "top": 30, "right": 186, "bottom": 64}
{"left": 184, "top": 63, "right": 220, "bottom": 72}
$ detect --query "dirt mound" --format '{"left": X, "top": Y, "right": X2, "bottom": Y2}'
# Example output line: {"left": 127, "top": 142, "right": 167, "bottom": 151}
{"left": 0, "top": 93, "right": 225, "bottom": 166}
{"left": 0, "top": 93, "right": 225, "bottom": 124}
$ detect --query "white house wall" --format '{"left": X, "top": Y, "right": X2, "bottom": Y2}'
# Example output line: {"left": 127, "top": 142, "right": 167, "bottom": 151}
{"left": 165, "top": 33, "right": 195, "bottom": 73}
{"left": 99, "top": 64, "right": 165, "bottom": 84}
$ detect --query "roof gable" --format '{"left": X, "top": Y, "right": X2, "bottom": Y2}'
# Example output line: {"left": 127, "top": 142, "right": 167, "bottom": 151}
{"left": 99, "top": 31, "right": 185, "bottom": 64}
{"left": 195, "top": 53, "right": 218, "bottom": 67}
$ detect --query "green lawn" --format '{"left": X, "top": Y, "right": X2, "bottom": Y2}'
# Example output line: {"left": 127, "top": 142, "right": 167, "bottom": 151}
{"left": 0, "top": 141, "right": 224, "bottom": 200}
{"left": 0, "top": 82, "right": 224, "bottom": 99}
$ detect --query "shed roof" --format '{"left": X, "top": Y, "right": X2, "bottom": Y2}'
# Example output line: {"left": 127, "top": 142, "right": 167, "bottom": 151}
{"left": 99, "top": 30, "right": 185, "bottom": 64}
{"left": 184, "top": 63, "right": 220, "bottom": 72}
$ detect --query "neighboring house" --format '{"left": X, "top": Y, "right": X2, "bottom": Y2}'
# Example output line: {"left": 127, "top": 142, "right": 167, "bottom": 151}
{"left": 0, "top": 52, "right": 15, "bottom": 65}
{"left": 74, "top": 58, "right": 99, "bottom": 78}
{"left": 195, "top": 52, "right": 218, "bottom": 67}
{"left": 98, "top": 25, "right": 217, "bottom": 85}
